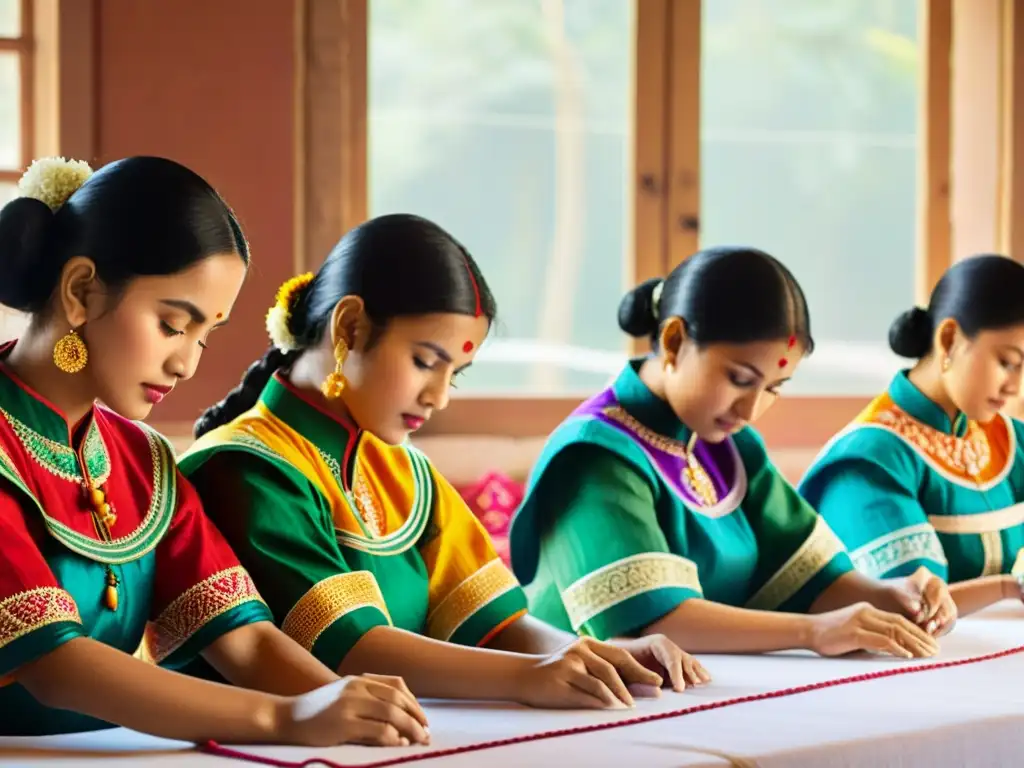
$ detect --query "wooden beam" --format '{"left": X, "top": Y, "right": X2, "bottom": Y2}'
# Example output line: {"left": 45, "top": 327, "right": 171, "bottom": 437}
{"left": 665, "top": 0, "right": 700, "bottom": 267}
{"left": 917, "top": 0, "right": 952, "bottom": 301}
{"left": 999, "top": 0, "right": 1024, "bottom": 259}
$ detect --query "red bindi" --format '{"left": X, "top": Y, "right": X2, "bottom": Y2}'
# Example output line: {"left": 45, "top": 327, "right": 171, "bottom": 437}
{"left": 778, "top": 358, "right": 788, "bottom": 368}
{"left": 787, "top": 335, "right": 796, "bottom": 349}
{"left": 216, "top": 312, "right": 224, "bottom": 320}
{"left": 462, "top": 340, "right": 474, "bottom": 353}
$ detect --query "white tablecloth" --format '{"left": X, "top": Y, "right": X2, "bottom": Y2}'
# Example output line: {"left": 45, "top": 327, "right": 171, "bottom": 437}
{"left": 3, "top": 604, "right": 1024, "bottom": 767}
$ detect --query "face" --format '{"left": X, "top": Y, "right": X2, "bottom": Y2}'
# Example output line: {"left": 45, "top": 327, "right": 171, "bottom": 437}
{"left": 659, "top": 319, "right": 804, "bottom": 443}
{"left": 67, "top": 253, "right": 247, "bottom": 420}
{"left": 942, "top": 322, "right": 1024, "bottom": 422}
{"left": 340, "top": 312, "right": 489, "bottom": 444}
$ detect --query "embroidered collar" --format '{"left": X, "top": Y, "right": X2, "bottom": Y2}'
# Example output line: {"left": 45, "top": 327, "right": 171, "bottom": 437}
{"left": 889, "top": 370, "right": 969, "bottom": 438}
{"left": 0, "top": 341, "right": 110, "bottom": 486}
{"left": 611, "top": 358, "right": 692, "bottom": 444}
{"left": 259, "top": 373, "right": 360, "bottom": 489}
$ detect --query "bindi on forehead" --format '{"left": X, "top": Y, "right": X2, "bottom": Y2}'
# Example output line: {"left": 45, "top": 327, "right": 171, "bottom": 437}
{"left": 463, "top": 340, "right": 474, "bottom": 353}
{"left": 778, "top": 335, "right": 797, "bottom": 368}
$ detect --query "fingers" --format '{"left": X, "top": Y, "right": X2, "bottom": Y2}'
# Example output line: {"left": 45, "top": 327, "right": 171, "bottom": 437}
{"left": 348, "top": 695, "right": 430, "bottom": 745}
{"left": 853, "top": 627, "right": 915, "bottom": 659}
{"left": 583, "top": 640, "right": 663, "bottom": 687}
{"left": 863, "top": 611, "right": 939, "bottom": 658}
{"left": 362, "top": 675, "right": 429, "bottom": 728}
{"left": 345, "top": 720, "right": 408, "bottom": 748}
{"left": 565, "top": 668, "right": 627, "bottom": 709}
{"left": 683, "top": 654, "right": 711, "bottom": 687}
{"left": 577, "top": 647, "right": 635, "bottom": 707}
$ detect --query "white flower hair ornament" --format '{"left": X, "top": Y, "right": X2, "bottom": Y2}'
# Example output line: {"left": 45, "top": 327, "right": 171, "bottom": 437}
{"left": 18, "top": 157, "right": 94, "bottom": 211}
{"left": 266, "top": 272, "right": 315, "bottom": 352}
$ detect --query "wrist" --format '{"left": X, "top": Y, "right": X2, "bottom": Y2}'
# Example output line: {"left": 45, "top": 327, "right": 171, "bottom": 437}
{"left": 262, "top": 696, "right": 292, "bottom": 743}
{"left": 1001, "top": 574, "right": 1021, "bottom": 602}
{"left": 795, "top": 614, "right": 819, "bottom": 652}
{"left": 504, "top": 654, "right": 544, "bottom": 704}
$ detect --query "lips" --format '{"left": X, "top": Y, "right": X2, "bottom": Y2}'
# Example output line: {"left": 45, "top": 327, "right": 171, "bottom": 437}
{"left": 402, "top": 414, "right": 426, "bottom": 431}
{"left": 714, "top": 417, "right": 741, "bottom": 433}
{"left": 143, "top": 383, "right": 174, "bottom": 405}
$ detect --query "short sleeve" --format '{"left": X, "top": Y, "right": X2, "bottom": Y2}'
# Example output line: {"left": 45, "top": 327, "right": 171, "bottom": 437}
{"left": 532, "top": 445, "right": 703, "bottom": 640}
{"left": 731, "top": 429, "right": 853, "bottom": 613}
{"left": 416, "top": 462, "right": 527, "bottom": 647}
{"left": 145, "top": 470, "right": 273, "bottom": 669}
{"left": 0, "top": 491, "right": 86, "bottom": 678}
{"left": 186, "top": 453, "right": 391, "bottom": 671}
{"left": 801, "top": 457, "right": 948, "bottom": 581}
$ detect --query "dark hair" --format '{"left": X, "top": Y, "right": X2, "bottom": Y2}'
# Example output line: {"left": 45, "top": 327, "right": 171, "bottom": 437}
{"left": 888, "top": 254, "right": 1024, "bottom": 359}
{"left": 617, "top": 245, "right": 814, "bottom": 352}
{"left": 0, "top": 156, "right": 248, "bottom": 315}
{"left": 194, "top": 213, "right": 495, "bottom": 437}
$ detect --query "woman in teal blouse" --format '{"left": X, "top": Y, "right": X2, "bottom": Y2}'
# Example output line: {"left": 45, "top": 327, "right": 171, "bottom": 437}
{"left": 800, "top": 255, "right": 1024, "bottom": 616}
{"left": 510, "top": 246, "right": 954, "bottom": 657}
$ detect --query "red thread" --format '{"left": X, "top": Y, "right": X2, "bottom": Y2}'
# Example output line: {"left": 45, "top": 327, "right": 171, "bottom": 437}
{"left": 462, "top": 341, "right": 474, "bottom": 354}
{"left": 202, "top": 643, "right": 1024, "bottom": 768}
{"left": 460, "top": 254, "right": 482, "bottom": 318}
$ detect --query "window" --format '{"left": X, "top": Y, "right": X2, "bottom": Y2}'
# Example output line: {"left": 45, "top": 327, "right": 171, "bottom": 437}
{"left": 701, "top": 0, "right": 920, "bottom": 395}
{"left": 0, "top": 0, "right": 31, "bottom": 343}
{"left": 368, "top": 0, "right": 636, "bottom": 394}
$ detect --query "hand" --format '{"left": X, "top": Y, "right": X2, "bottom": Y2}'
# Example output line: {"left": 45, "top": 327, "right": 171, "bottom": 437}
{"left": 1003, "top": 573, "right": 1024, "bottom": 603}
{"left": 277, "top": 674, "right": 430, "bottom": 747}
{"left": 612, "top": 634, "right": 711, "bottom": 693}
{"left": 514, "top": 636, "right": 664, "bottom": 710}
{"left": 808, "top": 603, "right": 940, "bottom": 659}
{"left": 889, "top": 566, "right": 957, "bottom": 636}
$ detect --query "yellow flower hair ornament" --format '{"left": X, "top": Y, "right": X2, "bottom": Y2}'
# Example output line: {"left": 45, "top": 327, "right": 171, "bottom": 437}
{"left": 18, "top": 157, "right": 94, "bottom": 211}
{"left": 266, "top": 272, "right": 314, "bottom": 352}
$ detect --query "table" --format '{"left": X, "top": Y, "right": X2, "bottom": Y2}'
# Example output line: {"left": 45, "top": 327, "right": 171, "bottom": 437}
{"left": 3, "top": 605, "right": 1023, "bottom": 767}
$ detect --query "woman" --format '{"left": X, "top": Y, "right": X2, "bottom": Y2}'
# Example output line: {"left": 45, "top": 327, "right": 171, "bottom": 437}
{"left": 509, "top": 246, "right": 954, "bottom": 657}
{"left": 0, "top": 157, "right": 428, "bottom": 747}
{"left": 182, "top": 214, "right": 707, "bottom": 709}
{"left": 799, "top": 254, "right": 1024, "bottom": 616}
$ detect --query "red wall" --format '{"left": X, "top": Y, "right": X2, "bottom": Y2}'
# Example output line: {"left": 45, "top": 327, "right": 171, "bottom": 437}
{"left": 93, "top": 0, "right": 296, "bottom": 426}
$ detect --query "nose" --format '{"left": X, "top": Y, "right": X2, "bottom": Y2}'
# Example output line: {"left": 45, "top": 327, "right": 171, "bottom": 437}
{"left": 420, "top": 374, "right": 451, "bottom": 413}
{"left": 731, "top": 390, "right": 763, "bottom": 424}
{"left": 171, "top": 344, "right": 203, "bottom": 382}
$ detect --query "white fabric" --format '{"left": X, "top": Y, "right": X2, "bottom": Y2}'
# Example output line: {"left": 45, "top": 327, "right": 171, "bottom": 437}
{"left": 3, "top": 605, "right": 1024, "bottom": 767}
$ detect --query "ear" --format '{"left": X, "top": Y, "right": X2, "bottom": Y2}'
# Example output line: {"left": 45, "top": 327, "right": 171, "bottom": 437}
{"left": 329, "top": 295, "right": 369, "bottom": 351}
{"left": 934, "top": 317, "right": 960, "bottom": 358}
{"left": 57, "top": 256, "right": 101, "bottom": 328}
{"left": 659, "top": 317, "right": 688, "bottom": 368}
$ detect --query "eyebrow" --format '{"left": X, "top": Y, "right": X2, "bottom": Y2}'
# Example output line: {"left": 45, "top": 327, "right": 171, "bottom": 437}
{"left": 999, "top": 344, "right": 1024, "bottom": 359}
{"left": 160, "top": 299, "right": 229, "bottom": 328}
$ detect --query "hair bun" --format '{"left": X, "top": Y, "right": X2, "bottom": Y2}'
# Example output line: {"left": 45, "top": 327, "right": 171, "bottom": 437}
{"left": 888, "top": 306, "right": 933, "bottom": 358}
{"left": 0, "top": 196, "right": 58, "bottom": 312}
{"left": 617, "top": 278, "right": 661, "bottom": 338}
{"left": 18, "top": 157, "right": 93, "bottom": 211}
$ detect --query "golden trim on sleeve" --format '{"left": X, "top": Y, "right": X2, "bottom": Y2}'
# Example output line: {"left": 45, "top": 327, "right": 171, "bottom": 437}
{"left": 561, "top": 553, "right": 701, "bottom": 632}
{"left": 746, "top": 516, "right": 845, "bottom": 611}
{"left": 0, "top": 587, "right": 81, "bottom": 650}
{"left": 281, "top": 571, "right": 391, "bottom": 651}
{"left": 426, "top": 558, "right": 520, "bottom": 642}
{"left": 928, "top": 502, "right": 1024, "bottom": 534}
{"left": 849, "top": 523, "right": 948, "bottom": 577}
{"left": 149, "top": 566, "right": 264, "bottom": 662}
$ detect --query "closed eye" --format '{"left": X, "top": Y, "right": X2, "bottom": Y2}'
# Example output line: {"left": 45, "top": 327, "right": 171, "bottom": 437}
{"left": 160, "top": 320, "right": 185, "bottom": 337}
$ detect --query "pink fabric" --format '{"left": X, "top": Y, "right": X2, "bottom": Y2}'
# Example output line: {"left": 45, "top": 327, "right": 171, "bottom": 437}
{"left": 455, "top": 472, "right": 524, "bottom": 568}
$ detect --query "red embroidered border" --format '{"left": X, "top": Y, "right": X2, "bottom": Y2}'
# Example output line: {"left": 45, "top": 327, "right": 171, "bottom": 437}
{"left": 203, "top": 643, "right": 1024, "bottom": 768}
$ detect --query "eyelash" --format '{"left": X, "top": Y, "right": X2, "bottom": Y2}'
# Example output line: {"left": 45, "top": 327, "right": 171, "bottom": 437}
{"left": 414, "top": 356, "right": 461, "bottom": 387}
{"left": 1002, "top": 359, "right": 1021, "bottom": 373}
{"left": 729, "top": 371, "right": 782, "bottom": 396}
{"left": 160, "top": 320, "right": 208, "bottom": 349}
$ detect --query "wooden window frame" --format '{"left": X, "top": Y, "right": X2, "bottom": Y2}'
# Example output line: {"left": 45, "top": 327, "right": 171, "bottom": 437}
{"left": 301, "top": 0, "right": 956, "bottom": 449}
{"left": 0, "top": 0, "right": 34, "bottom": 183}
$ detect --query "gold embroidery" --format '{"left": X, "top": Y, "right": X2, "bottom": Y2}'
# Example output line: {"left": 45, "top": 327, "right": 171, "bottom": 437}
{"left": 850, "top": 524, "right": 948, "bottom": 578}
{"left": 980, "top": 530, "right": 1004, "bottom": 576}
{"left": 561, "top": 553, "right": 701, "bottom": 632}
{"left": 871, "top": 407, "right": 991, "bottom": 479}
{"left": 1012, "top": 548, "right": 1024, "bottom": 577}
{"left": 602, "top": 406, "right": 718, "bottom": 506}
{"left": 350, "top": 465, "right": 383, "bottom": 537}
{"left": 0, "top": 587, "right": 81, "bottom": 650}
{"left": 746, "top": 517, "right": 844, "bottom": 610}
{"left": 148, "top": 566, "right": 263, "bottom": 662}
{"left": 427, "top": 559, "right": 519, "bottom": 642}
{"left": 928, "top": 503, "right": 1024, "bottom": 534}
{"left": 281, "top": 571, "right": 391, "bottom": 651}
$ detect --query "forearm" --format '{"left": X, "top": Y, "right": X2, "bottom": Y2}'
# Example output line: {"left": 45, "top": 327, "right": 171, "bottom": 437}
{"left": 950, "top": 575, "right": 1016, "bottom": 617}
{"left": 485, "top": 614, "right": 576, "bottom": 655}
{"left": 338, "top": 625, "right": 534, "bottom": 700}
{"left": 203, "top": 621, "right": 339, "bottom": 696}
{"left": 810, "top": 571, "right": 896, "bottom": 614}
{"left": 16, "top": 637, "right": 282, "bottom": 743}
{"left": 644, "top": 598, "right": 813, "bottom": 653}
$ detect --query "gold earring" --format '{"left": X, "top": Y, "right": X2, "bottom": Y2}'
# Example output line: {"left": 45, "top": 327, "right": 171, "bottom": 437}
{"left": 321, "top": 339, "right": 349, "bottom": 400}
{"left": 941, "top": 355, "right": 952, "bottom": 373}
{"left": 53, "top": 329, "right": 88, "bottom": 374}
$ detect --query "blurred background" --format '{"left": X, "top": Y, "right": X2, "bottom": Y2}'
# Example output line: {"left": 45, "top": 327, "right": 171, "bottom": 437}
{"left": 0, "top": 0, "right": 1019, "bottom": 484}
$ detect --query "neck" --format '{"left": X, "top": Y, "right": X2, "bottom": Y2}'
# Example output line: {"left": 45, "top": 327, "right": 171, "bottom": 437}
{"left": 6, "top": 328, "right": 97, "bottom": 428}
{"left": 286, "top": 349, "right": 355, "bottom": 425}
{"left": 906, "top": 358, "right": 959, "bottom": 424}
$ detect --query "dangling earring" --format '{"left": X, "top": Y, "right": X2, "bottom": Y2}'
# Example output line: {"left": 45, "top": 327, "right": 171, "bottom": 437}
{"left": 53, "top": 328, "right": 88, "bottom": 374}
{"left": 941, "top": 355, "right": 952, "bottom": 373}
{"left": 321, "top": 339, "right": 348, "bottom": 400}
